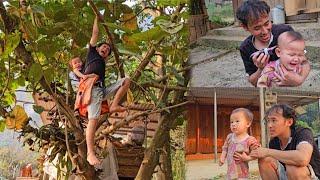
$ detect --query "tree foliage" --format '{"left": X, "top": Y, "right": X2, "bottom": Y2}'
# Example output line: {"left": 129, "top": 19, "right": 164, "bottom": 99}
{"left": 0, "top": 0, "right": 189, "bottom": 179}
{"left": 298, "top": 102, "right": 320, "bottom": 134}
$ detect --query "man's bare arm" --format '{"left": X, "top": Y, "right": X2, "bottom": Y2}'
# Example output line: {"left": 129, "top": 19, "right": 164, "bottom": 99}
{"left": 89, "top": 16, "right": 99, "bottom": 46}
{"left": 251, "top": 143, "right": 313, "bottom": 166}
{"left": 269, "top": 143, "right": 312, "bottom": 166}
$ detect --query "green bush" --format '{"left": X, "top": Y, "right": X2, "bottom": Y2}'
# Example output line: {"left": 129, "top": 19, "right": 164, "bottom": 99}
{"left": 207, "top": 3, "right": 234, "bottom": 26}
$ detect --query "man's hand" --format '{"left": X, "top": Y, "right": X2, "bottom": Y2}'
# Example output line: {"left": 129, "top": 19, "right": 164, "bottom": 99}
{"left": 250, "top": 147, "right": 269, "bottom": 159}
{"left": 248, "top": 137, "right": 261, "bottom": 150}
{"left": 233, "top": 151, "right": 252, "bottom": 162}
{"left": 252, "top": 53, "right": 270, "bottom": 70}
{"left": 97, "top": 14, "right": 104, "bottom": 22}
{"left": 274, "top": 64, "right": 304, "bottom": 86}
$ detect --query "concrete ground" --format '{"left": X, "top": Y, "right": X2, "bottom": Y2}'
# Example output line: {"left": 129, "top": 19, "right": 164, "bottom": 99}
{"left": 186, "top": 159, "right": 260, "bottom": 180}
{"left": 189, "top": 47, "right": 320, "bottom": 91}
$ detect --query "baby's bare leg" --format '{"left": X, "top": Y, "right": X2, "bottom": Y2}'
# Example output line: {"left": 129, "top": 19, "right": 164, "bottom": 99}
{"left": 86, "top": 118, "right": 100, "bottom": 165}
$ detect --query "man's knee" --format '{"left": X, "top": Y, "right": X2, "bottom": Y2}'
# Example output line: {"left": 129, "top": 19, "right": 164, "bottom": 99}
{"left": 258, "top": 157, "right": 277, "bottom": 168}
{"left": 286, "top": 165, "right": 310, "bottom": 180}
{"left": 258, "top": 157, "right": 277, "bottom": 170}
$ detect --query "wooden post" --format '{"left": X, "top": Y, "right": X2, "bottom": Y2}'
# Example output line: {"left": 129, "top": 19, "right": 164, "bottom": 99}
{"left": 214, "top": 89, "right": 218, "bottom": 162}
{"left": 318, "top": 98, "right": 320, "bottom": 149}
{"left": 196, "top": 103, "right": 200, "bottom": 153}
{"left": 259, "top": 88, "right": 267, "bottom": 147}
{"left": 232, "top": 0, "right": 243, "bottom": 23}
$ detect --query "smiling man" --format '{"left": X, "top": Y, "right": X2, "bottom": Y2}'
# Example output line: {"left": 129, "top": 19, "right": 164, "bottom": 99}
{"left": 236, "top": 0, "right": 310, "bottom": 86}
{"left": 250, "top": 104, "right": 320, "bottom": 180}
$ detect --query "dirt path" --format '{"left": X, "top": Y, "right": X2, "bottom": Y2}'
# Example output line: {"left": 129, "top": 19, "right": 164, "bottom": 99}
{"left": 186, "top": 159, "right": 260, "bottom": 180}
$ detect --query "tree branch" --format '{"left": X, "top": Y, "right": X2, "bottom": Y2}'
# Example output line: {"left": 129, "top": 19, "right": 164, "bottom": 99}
{"left": 0, "top": 106, "right": 7, "bottom": 118}
{"left": 143, "top": 82, "right": 189, "bottom": 91}
{"left": 131, "top": 3, "right": 185, "bottom": 82}
{"left": 132, "top": 44, "right": 158, "bottom": 82}
{"left": 0, "top": 57, "right": 10, "bottom": 102}
{"left": 95, "top": 101, "right": 190, "bottom": 141}
{"left": 0, "top": 2, "right": 15, "bottom": 33}
{"left": 88, "top": 0, "right": 125, "bottom": 78}
{"left": 142, "top": 50, "right": 232, "bottom": 85}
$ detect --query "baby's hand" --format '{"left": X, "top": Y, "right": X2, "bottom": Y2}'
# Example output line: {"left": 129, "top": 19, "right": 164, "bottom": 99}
{"left": 82, "top": 74, "right": 96, "bottom": 80}
{"left": 88, "top": 74, "right": 96, "bottom": 77}
{"left": 219, "top": 157, "right": 225, "bottom": 166}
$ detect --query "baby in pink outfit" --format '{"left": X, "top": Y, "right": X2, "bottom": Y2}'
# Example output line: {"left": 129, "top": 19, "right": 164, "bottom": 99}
{"left": 219, "top": 108, "right": 260, "bottom": 180}
{"left": 257, "top": 31, "right": 306, "bottom": 87}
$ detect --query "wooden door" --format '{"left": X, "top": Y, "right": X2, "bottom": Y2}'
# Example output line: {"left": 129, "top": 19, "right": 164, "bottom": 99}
{"left": 198, "top": 105, "right": 214, "bottom": 153}
{"left": 186, "top": 104, "right": 198, "bottom": 154}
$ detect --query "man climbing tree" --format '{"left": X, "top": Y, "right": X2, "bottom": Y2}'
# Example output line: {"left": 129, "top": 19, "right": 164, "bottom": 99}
{"left": 84, "top": 15, "right": 130, "bottom": 166}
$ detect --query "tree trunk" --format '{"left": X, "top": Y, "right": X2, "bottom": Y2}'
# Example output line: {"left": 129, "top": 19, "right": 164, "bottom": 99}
{"left": 135, "top": 109, "right": 182, "bottom": 180}
{"left": 153, "top": 131, "right": 172, "bottom": 180}
{"left": 163, "top": 136, "right": 173, "bottom": 180}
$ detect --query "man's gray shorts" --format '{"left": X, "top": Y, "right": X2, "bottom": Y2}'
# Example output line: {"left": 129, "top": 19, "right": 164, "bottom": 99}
{"left": 87, "top": 78, "right": 126, "bottom": 119}
{"left": 278, "top": 161, "right": 319, "bottom": 180}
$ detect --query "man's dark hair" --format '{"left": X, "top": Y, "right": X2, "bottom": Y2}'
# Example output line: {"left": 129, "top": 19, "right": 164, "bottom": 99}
{"left": 236, "top": 0, "right": 270, "bottom": 27}
{"left": 97, "top": 42, "right": 112, "bottom": 56}
{"left": 265, "top": 104, "right": 296, "bottom": 128}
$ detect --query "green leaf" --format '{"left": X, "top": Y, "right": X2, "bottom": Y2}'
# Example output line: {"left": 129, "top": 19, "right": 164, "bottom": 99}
{"left": 156, "top": 19, "right": 184, "bottom": 34}
{"left": 43, "top": 67, "right": 54, "bottom": 83}
{"left": 73, "top": 0, "right": 86, "bottom": 8}
{"left": 4, "top": 92, "right": 15, "bottom": 105}
{"left": 117, "top": 43, "right": 141, "bottom": 56}
{"left": 176, "top": 116, "right": 185, "bottom": 126}
{"left": 149, "top": 91, "right": 158, "bottom": 105}
{"left": 33, "top": 105, "right": 45, "bottom": 114}
{"left": 66, "top": 155, "right": 73, "bottom": 172}
{"left": 129, "top": 26, "right": 167, "bottom": 42}
{"left": 36, "top": 39, "right": 60, "bottom": 58}
{"left": 1, "top": 31, "right": 20, "bottom": 58}
{"left": 167, "top": 66, "right": 184, "bottom": 85}
{"left": 54, "top": 8, "right": 69, "bottom": 22}
{"left": 158, "top": 0, "right": 189, "bottom": 7}
{"left": 0, "top": 120, "right": 6, "bottom": 132}
{"left": 174, "top": 72, "right": 185, "bottom": 86}
{"left": 30, "top": 5, "right": 46, "bottom": 16}
{"left": 28, "top": 63, "right": 43, "bottom": 83}
{"left": 23, "top": 21, "right": 38, "bottom": 40}
{"left": 15, "top": 76, "right": 26, "bottom": 87}
{"left": 103, "top": 22, "right": 132, "bottom": 34}
{"left": 72, "top": 31, "right": 90, "bottom": 47}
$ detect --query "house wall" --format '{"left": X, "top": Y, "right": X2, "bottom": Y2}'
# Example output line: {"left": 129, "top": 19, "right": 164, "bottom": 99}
{"left": 186, "top": 104, "right": 261, "bottom": 155}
